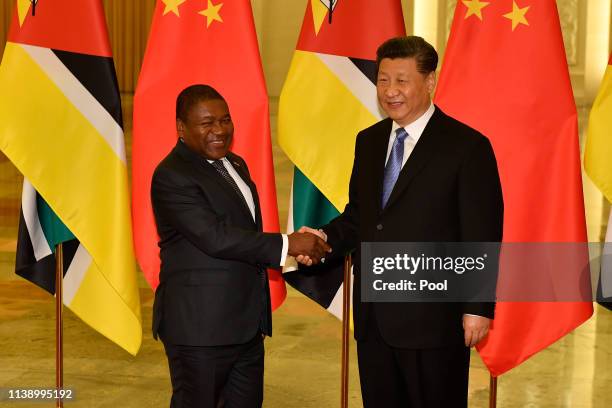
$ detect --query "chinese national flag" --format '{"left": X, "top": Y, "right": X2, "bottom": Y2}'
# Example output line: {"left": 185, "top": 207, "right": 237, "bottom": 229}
{"left": 133, "top": 0, "right": 285, "bottom": 309}
{"left": 435, "top": 0, "right": 593, "bottom": 376}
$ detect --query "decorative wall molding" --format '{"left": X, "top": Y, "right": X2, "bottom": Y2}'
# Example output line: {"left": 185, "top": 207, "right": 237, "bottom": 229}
{"left": 558, "top": 0, "right": 579, "bottom": 66}
{"left": 445, "top": 0, "right": 457, "bottom": 42}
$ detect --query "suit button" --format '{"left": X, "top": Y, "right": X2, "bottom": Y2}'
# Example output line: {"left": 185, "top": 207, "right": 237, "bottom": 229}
{"left": 376, "top": 224, "right": 383, "bottom": 231}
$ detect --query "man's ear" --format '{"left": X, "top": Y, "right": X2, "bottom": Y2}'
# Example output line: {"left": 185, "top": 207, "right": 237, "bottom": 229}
{"left": 176, "top": 119, "right": 184, "bottom": 136}
{"left": 426, "top": 71, "right": 437, "bottom": 94}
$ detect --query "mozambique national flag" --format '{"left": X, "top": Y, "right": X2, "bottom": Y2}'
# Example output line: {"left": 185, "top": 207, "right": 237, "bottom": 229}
{"left": 584, "top": 54, "right": 612, "bottom": 311}
{"left": 278, "top": 0, "right": 405, "bottom": 316}
{"left": 0, "top": 0, "right": 142, "bottom": 355}
{"left": 435, "top": 0, "right": 592, "bottom": 375}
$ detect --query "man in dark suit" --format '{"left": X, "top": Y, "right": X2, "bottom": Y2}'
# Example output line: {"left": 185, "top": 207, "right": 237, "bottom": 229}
{"left": 151, "top": 84, "right": 330, "bottom": 408}
{"left": 300, "top": 36, "right": 504, "bottom": 407}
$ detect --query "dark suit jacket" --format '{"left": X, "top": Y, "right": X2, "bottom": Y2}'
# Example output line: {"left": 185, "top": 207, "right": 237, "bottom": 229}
{"left": 151, "top": 141, "right": 282, "bottom": 346}
{"left": 323, "top": 106, "right": 504, "bottom": 349}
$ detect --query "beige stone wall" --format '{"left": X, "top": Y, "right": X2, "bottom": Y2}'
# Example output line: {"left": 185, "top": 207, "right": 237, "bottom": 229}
{"left": 0, "top": 0, "right": 14, "bottom": 57}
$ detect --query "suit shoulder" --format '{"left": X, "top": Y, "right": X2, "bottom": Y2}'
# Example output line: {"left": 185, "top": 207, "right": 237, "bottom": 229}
{"left": 152, "top": 148, "right": 192, "bottom": 184}
{"left": 435, "top": 107, "right": 489, "bottom": 145}
{"left": 153, "top": 149, "right": 179, "bottom": 173}
{"left": 434, "top": 106, "right": 486, "bottom": 140}
{"left": 356, "top": 118, "right": 392, "bottom": 144}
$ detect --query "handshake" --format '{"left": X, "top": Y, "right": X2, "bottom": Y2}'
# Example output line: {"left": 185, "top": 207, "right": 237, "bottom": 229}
{"left": 287, "top": 226, "right": 331, "bottom": 266}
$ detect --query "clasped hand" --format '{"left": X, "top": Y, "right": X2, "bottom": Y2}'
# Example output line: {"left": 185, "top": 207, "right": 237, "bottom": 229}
{"left": 287, "top": 226, "right": 331, "bottom": 266}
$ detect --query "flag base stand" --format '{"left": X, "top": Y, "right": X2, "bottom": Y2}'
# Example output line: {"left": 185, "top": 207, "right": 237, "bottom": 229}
{"left": 55, "top": 243, "right": 64, "bottom": 408}
{"left": 489, "top": 375, "right": 497, "bottom": 408}
{"left": 340, "top": 255, "right": 351, "bottom": 408}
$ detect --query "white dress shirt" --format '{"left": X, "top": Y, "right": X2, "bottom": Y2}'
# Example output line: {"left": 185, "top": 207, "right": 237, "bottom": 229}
{"left": 385, "top": 102, "right": 435, "bottom": 167}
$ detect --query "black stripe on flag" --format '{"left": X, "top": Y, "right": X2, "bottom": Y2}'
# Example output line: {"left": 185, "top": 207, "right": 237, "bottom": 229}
{"left": 349, "top": 58, "right": 377, "bottom": 86}
{"left": 51, "top": 49, "right": 123, "bottom": 128}
{"left": 16, "top": 208, "right": 80, "bottom": 295}
{"left": 284, "top": 256, "right": 346, "bottom": 309}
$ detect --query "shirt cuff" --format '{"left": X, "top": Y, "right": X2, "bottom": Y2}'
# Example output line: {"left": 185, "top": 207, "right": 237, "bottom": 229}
{"left": 279, "top": 234, "right": 288, "bottom": 266}
{"left": 318, "top": 228, "right": 328, "bottom": 242}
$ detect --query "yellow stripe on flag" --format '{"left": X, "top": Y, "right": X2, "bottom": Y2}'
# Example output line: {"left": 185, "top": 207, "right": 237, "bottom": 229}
{"left": 70, "top": 262, "right": 141, "bottom": 355}
{"left": 585, "top": 64, "right": 612, "bottom": 202}
{"left": 278, "top": 50, "right": 377, "bottom": 211}
{"left": 0, "top": 42, "right": 141, "bottom": 354}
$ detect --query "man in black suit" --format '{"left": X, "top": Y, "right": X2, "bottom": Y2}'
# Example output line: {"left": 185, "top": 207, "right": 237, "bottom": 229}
{"left": 300, "top": 36, "right": 504, "bottom": 407}
{"left": 151, "top": 84, "right": 330, "bottom": 408}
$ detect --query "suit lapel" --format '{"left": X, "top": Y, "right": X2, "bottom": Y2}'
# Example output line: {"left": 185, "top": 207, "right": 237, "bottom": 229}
{"left": 175, "top": 142, "right": 256, "bottom": 225}
{"left": 372, "top": 120, "right": 393, "bottom": 215}
{"left": 383, "top": 108, "right": 445, "bottom": 212}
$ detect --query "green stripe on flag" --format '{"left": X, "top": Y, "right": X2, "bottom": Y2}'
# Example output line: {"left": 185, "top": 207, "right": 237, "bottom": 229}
{"left": 36, "top": 194, "right": 75, "bottom": 250}
{"left": 292, "top": 167, "right": 340, "bottom": 229}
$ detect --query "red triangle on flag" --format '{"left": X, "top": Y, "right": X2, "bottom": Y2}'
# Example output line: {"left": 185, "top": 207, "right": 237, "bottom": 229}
{"left": 296, "top": 0, "right": 404, "bottom": 60}
{"left": 8, "top": 0, "right": 111, "bottom": 57}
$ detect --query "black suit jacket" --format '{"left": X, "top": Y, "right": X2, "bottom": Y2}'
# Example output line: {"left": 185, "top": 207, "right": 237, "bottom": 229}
{"left": 151, "top": 141, "right": 282, "bottom": 346}
{"left": 323, "top": 106, "right": 504, "bottom": 349}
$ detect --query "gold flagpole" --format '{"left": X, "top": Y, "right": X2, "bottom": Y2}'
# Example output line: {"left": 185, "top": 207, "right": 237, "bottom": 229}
{"left": 55, "top": 243, "right": 64, "bottom": 408}
{"left": 489, "top": 375, "right": 498, "bottom": 408}
{"left": 340, "top": 254, "right": 351, "bottom": 408}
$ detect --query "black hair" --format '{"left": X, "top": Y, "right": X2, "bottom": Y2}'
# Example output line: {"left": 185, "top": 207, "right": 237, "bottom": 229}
{"left": 376, "top": 36, "right": 438, "bottom": 75}
{"left": 176, "top": 84, "right": 225, "bottom": 121}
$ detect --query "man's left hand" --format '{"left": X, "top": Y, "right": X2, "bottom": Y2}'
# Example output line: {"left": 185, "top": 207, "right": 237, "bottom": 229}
{"left": 463, "top": 315, "right": 490, "bottom": 347}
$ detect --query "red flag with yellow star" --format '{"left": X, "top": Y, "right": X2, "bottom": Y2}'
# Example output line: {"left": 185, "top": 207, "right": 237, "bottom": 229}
{"left": 435, "top": 0, "right": 592, "bottom": 376}
{"left": 133, "top": 0, "right": 285, "bottom": 309}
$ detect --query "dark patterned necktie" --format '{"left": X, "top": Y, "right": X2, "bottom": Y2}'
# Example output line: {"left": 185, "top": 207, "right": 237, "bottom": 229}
{"left": 382, "top": 128, "right": 409, "bottom": 208}
{"left": 210, "top": 160, "right": 249, "bottom": 210}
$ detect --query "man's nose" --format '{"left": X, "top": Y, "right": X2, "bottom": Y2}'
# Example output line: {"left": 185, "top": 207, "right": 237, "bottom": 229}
{"left": 385, "top": 84, "right": 399, "bottom": 97}
{"left": 211, "top": 120, "right": 224, "bottom": 134}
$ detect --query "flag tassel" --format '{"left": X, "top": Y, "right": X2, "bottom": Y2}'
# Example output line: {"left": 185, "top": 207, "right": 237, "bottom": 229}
{"left": 55, "top": 243, "right": 64, "bottom": 408}
{"left": 340, "top": 254, "right": 351, "bottom": 408}
{"left": 489, "top": 375, "right": 498, "bottom": 408}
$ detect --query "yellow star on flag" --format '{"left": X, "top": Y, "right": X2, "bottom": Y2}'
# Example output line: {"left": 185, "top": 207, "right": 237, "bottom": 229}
{"left": 503, "top": 1, "right": 530, "bottom": 31}
{"left": 17, "top": 0, "right": 31, "bottom": 26}
{"left": 462, "top": 0, "right": 490, "bottom": 21}
{"left": 199, "top": 0, "right": 224, "bottom": 28}
{"left": 162, "top": 0, "right": 186, "bottom": 17}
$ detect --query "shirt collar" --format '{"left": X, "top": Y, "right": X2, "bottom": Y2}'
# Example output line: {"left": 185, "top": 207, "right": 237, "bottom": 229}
{"left": 390, "top": 102, "right": 435, "bottom": 143}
